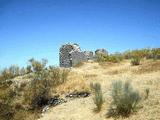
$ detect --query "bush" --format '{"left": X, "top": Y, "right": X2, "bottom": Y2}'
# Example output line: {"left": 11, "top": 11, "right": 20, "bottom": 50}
{"left": 26, "top": 65, "right": 32, "bottom": 74}
{"left": 90, "top": 82, "right": 104, "bottom": 112}
{"left": 95, "top": 54, "right": 107, "bottom": 62}
{"left": 0, "top": 85, "right": 16, "bottom": 120}
{"left": 0, "top": 65, "right": 20, "bottom": 81}
{"left": 123, "top": 48, "right": 160, "bottom": 60}
{"left": 24, "top": 59, "right": 50, "bottom": 108}
{"left": 27, "top": 71, "right": 51, "bottom": 108}
{"left": 24, "top": 59, "right": 70, "bottom": 109}
{"left": 28, "top": 58, "right": 47, "bottom": 73}
{"left": 96, "top": 54, "right": 122, "bottom": 63}
{"left": 107, "top": 80, "right": 140, "bottom": 117}
{"left": 0, "top": 58, "right": 70, "bottom": 119}
{"left": 131, "top": 57, "right": 141, "bottom": 66}
{"left": 19, "top": 67, "right": 26, "bottom": 76}
{"left": 107, "top": 55, "right": 122, "bottom": 63}
{"left": 0, "top": 102, "right": 14, "bottom": 120}
{"left": 48, "top": 66, "right": 70, "bottom": 86}
{"left": 151, "top": 48, "right": 160, "bottom": 60}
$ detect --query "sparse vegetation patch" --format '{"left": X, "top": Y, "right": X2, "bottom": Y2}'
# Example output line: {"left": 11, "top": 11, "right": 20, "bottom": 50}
{"left": 90, "top": 82, "right": 104, "bottom": 112}
{"left": 131, "top": 57, "right": 141, "bottom": 66}
{"left": 107, "top": 80, "right": 141, "bottom": 118}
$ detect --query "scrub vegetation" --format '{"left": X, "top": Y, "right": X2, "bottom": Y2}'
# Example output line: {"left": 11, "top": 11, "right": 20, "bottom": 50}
{"left": 0, "top": 48, "right": 160, "bottom": 120}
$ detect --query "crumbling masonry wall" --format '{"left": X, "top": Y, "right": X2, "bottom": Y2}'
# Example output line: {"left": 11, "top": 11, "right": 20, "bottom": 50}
{"left": 59, "top": 43, "right": 108, "bottom": 68}
{"left": 70, "top": 51, "right": 88, "bottom": 67}
{"left": 59, "top": 43, "right": 93, "bottom": 68}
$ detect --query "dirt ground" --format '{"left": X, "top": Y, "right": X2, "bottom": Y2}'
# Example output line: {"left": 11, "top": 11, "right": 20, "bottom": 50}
{"left": 38, "top": 60, "right": 160, "bottom": 120}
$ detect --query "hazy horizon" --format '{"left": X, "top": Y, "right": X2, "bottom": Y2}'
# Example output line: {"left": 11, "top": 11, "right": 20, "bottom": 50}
{"left": 0, "top": 0, "right": 160, "bottom": 68}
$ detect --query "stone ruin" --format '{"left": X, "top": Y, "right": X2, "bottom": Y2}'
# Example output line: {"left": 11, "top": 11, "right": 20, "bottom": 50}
{"left": 59, "top": 43, "right": 94, "bottom": 67}
{"left": 59, "top": 43, "right": 107, "bottom": 68}
{"left": 95, "top": 49, "right": 108, "bottom": 56}
{"left": 83, "top": 51, "right": 94, "bottom": 60}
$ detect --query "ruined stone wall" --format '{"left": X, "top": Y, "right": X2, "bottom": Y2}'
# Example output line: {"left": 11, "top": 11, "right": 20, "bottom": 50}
{"left": 83, "top": 51, "right": 94, "bottom": 60}
{"left": 59, "top": 43, "right": 106, "bottom": 68}
{"left": 59, "top": 44, "right": 75, "bottom": 67}
{"left": 70, "top": 51, "right": 88, "bottom": 66}
{"left": 59, "top": 43, "right": 90, "bottom": 68}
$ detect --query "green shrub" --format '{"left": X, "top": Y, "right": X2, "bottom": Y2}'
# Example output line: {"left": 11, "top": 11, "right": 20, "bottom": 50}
{"left": 26, "top": 65, "right": 32, "bottom": 74}
{"left": 24, "top": 59, "right": 50, "bottom": 108}
{"left": 0, "top": 65, "right": 20, "bottom": 84}
{"left": 107, "top": 80, "right": 141, "bottom": 117}
{"left": 107, "top": 55, "right": 122, "bottom": 63}
{"left": 131, "top": 57, "right": 141, "bottom": 66}
{"left": 28, "top": 58, "right": 48, "bottom": 73}
{"left": 123, "top": 48, "right": 160, "bottom": 60}
{"left": 151, "top": 48, "right": 160, "bottom": 60}
{"left": 95, "top": 54, "right": 107, "bottom": 62}
{"left": 90, "top": 82, "right": 104, "bottom": 112}
{"left": 0, "top": 58, "right": 70, "bottom": 119}
{"left": 48, "top": 66, "right": 70, "bottom": 86}
{"left": 0, "top": 102, "right": 14, "bottom": 120}
{"left": 19, "top": 67, "right": 26, "bottom": 76}
{"left": 28, "top": 71, "right": 51, "bottom": 108}
{"left": 0, "top": 85, "right": 16, "bottom": 120}
{"left": 96, "top": 54, "right": 122, "bottom": 63}
{"left": 24, "top": 59, "right": 70, "bottom": 109}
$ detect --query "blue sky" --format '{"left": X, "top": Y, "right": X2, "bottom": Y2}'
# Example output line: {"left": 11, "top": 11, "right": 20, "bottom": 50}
{"left": 0, "top": 0, "right": 160, "bottom": 69}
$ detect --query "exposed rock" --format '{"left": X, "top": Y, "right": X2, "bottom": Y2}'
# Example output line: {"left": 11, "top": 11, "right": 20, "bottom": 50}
{"left": 47, "top": 96, "right": 67, "bottom": 106}
{"left": 66, "top": 91, "right": 90, "bottom": 98}
{"left": 95, "top": 49, "right": 108, "bottom": 56}
{"left": 42, "top": 105, "right": 50, "bottom": 113}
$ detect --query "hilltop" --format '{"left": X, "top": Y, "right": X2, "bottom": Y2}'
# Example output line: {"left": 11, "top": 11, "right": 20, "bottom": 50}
{"left": 0, "top": 48, "right": 160, "bottom": 120}
{"left": 38, "top": 60, "right": 160, "bottom": 120}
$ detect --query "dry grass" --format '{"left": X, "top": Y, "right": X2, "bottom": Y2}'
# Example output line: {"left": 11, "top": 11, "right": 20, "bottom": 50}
{"left": 98, "top": 62, "right": 120, "bottom": 68}
{"left": 73, "top": 62, "right": 85, "bottom": 68}
{"left": 39, "top": 59, "right": 160, "bottom": 120}
{"left": 133, "top": 60, "right": 160, "bottom": 74}
{"left": 55, "top": 71, "right": 90, "bottom": 95}
{"left": 84, "top": 74, "right": 98, "bottom": 78}
{"left": 106, "top": 68, "right": 128, "bottom": 75}
{"left": 2, "top": 59, "right": 160, "bottom": 120}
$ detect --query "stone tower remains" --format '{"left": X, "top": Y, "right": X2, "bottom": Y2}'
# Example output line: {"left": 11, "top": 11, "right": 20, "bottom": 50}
{"left": 59, "top": 43, "right": 92, "bottom": 68}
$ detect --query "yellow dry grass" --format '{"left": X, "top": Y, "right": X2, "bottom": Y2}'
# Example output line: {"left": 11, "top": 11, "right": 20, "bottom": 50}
{"left": 54, "top": 71, "right": 90, "bottom": 95}
{"left": 39, "top": 60, "right": 160, "bottom": 120}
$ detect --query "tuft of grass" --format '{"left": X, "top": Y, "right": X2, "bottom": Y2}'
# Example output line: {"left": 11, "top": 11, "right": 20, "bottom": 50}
{"left": 107, "top": 80, "right": 141, "bottom": 118}
{"left": 131, "top": 57, "right": 141, "bottom": 66}
{"left": 0, "top": 65, "right": 20, "bottom": 84}
{"left": 144, "top": 88, "right": 150, "bottom": 99}
{"left": 90, "top": 82, "right": 104, "bottom": 112}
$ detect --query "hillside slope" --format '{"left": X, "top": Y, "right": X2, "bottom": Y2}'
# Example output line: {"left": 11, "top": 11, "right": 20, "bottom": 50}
{"left": 38, "top": 60, "right": 160, "bottom": 120}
